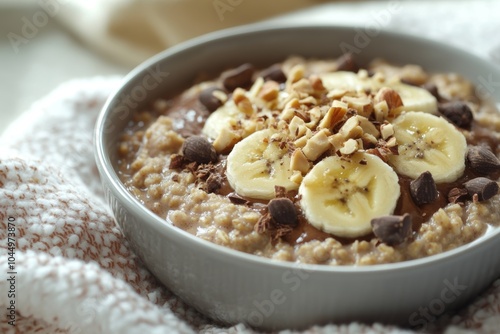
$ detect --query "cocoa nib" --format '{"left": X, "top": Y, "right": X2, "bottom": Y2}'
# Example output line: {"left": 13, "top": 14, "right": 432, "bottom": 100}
{"left": 438, "top": 101, "right": 474, "bottom": 128}
{"left": 467, "top": 145, "right": 500, "bottom": 175}
{"left": 222, "top": 63, "right": 255, "bottom": 91}
{"left": 410, "top": 171, "right": 438, "bottom": 206}
{"left": 464, "top": 177, "right": 499, "bottom": 202}
{"left": 274, "top": 185, "right": 287, "bottom": 198}
{"left": 371, "top": 214, "right": 412, "bottom": 246}
{"left": 336, "top": 53, "right": 360, "bottom": 72}
{"left": 205, "top": 174, "right": 224, "bottom": 194}
{"left": 255, "top": 212, "right": 272, "bottom": 234}
{"left": 255, "top": 211, "right": 294, "bottom": 240}
{"left": 199, "top": 87, "right": 225, "bottom": 112}
{"left": 182, "top": 136, "right": 218, "bottom": 164}
{"left": 268, "top": 198, "right": 299, "bottom": 227}
{"left": 448, "top": 187, "right": 469, "bottom": 204}
{"left": 169, "top": 154, "right": 187, "bottom": 169}
{"left": 227, "top": 192, "right": 249, "bottom": 205}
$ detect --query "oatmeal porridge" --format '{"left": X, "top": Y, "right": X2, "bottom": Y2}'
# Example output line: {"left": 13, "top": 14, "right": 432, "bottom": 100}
{"left": 117, "top": 54, "right": 500, "bottom": 265}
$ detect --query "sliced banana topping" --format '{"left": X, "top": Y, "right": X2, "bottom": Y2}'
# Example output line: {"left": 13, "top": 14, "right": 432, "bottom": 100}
{"left": 226, "top": 129, "right": 298, "bottom": 200}
{"left": 202, "top": 100, "right": 242, "bottom": 140}
{"left": 388, "top": 111, "right": 467, "bottom": 183}
{"left": 389, "top": 82, "right": 438, "bottom": 114}
{"left": 195, "top": 61, "right": 470, "bottom": 239}
{"left": 320, "top": 71, "right": 438, "bottom": 114}
{"left": 299, "top": 152, "right": 401, "bottom": 238}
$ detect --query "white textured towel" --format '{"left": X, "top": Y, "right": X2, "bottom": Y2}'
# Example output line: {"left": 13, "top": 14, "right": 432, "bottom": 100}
{"left": 2, "top": 1, "right": 500, "bottom": 333}
{"left": 0, "top": 70, "right": 499, "bottom": 334}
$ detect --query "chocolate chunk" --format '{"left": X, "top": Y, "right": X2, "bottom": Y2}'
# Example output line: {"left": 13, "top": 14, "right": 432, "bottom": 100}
{"left": 255, "top": 212, "right": 272, "bottom": 234}
{"left": 467, "top": 145, "right": 500, "bottom": 175}
{"left": 222, "top": 63, "right": 254, "bottom": 91}
{"left": 169, "top": 154, "right": 186, "bottom": 169}
{"left": 336, "top": 53, "right": 360, "bottom": 72}
{"left": 410, "top": 171, "right": 438, "bottom": 205}
{"left": 438, "top": 101, "right": 474, "bottom": 128}
{"left": 448, "top": 187, "right": 469, "bottom": 204}
{"left": 463, "top": 177, "right": 499, "bottom": 201}
{"left": 268, "top": 198, "right": 299, "bottom": 227}
{"left": 199, "top": 87, "right": 225, "bottom": 112}
{"left": 371, "top": 214, "right": 412, "bottom": 246}
{"left": 228, "top": 192, "right": 249, "bottom": 205}
{"left": 181, "top": 136, "right": 218, "bottom": 164}
{"left": 261, "top": 64, "right": 287, "bottom": 83}
{"left": 206, "top": 174, "right": 223, "bottom": 193}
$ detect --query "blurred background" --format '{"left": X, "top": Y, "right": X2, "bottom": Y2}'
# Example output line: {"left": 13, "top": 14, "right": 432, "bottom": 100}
{"left": 1, "top": 0, "right": 498, "bottom": 135}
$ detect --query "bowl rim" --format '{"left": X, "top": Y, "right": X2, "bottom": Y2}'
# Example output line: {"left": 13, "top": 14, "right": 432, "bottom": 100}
{"left": 95, "top": 21, "right": 500, "bottom": 274}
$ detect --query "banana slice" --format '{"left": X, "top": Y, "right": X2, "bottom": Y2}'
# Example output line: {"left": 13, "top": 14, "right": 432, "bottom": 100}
{"left": 226, "top": 129, "right": 298, "bottom": 199}
{"left": 320, "top": 71, "right": 437, "bottom": 114}
{"left": 202, "top": 100, "right": 241, "bottom": 139}
{"left": 389, "top": 82, "right": 437, "bottom": 114}
{"left": 299, "top": 152, "right": 400, "bottom": 238}
{"left": 388, "top": 111, "right": 467, "bottom": 183}
{"left": 320, "top": 71, "right": 374, "bottom": 92}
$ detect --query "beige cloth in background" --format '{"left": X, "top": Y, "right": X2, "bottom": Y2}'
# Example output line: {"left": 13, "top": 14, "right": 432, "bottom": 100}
{"left": 57, "top": 0, "right": 327, "bottom": 67}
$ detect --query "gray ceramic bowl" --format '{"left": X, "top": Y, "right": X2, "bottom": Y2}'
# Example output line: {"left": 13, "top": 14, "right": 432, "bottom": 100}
{"left": 94, "top": 23, "right": 500, "bottom": 331}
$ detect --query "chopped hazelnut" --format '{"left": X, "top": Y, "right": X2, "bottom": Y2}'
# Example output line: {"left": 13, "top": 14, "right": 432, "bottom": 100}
{"left": 327, "top": 89, "right": 350, "bottom": 100}
{"left": 340, "top": 138, "right": 359, "bottom": 155}
{"left": 306, "top": 106, "right": 322, "bottom": 128}
{"left": 294, "top": 135, "right": 309, "bottom": 148}
{"left": 341, "top": 95, "right": 373, "bottom": 117}
{"left": 233, "top": 88, "right": 254, "bottom": 115}
{"left": 309, "top": 75, "right": 326, "bottom": 92}
{"left": 356, "top": 115, "right": 380, "bottom": 137}
{"left": 380, "top": 122, "right": 394, "bottom": 140}
{"left": 374, "top": 100, "right": 389, "bottom": 122}
{"left": 362, "top": 133, "right": 378, "bottom": 146}
{"left": 292, "top": 78, "right": 315, "bottom": 95}
{"left": 318, "top": 101, "right": 347, "bottom": 129}
{"left": 339, "top": 116, "right": 363, "bottom": 139}
{"left": 302, "top": 129, "right": 331, "bottom": 161}
{"left": 386, "top": 136, "right": 397, "bottom": 148}
{"left": 290, "top": 170, "right": 304, "bottom": 185}
{"left": 213, "top": 127, "right": 241, "bottom": 154}
{"left": 299, "top": 96, "right": 318, "bottom": 105}
{"left": 374, "top": 87, "right": 403, "bottom": 112}
{"left": 290, "top": 148, "right": 311, "bottom": 174}
{"left": 289, "top": 116, "right": 308, "bottom": 139}
{"left": 280, "top": 98, "right": 301, "bottom": 121}
{"left": 287, "top": 64, "right": 305, "bottom": 85}
{"left": 328, "top": 133, "right": 345, "bottom": 152}
{"left": 258, "top": 80, "right": 280, "bottom": 101}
